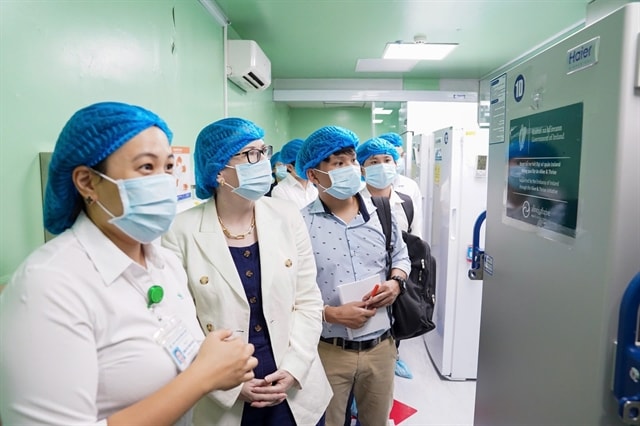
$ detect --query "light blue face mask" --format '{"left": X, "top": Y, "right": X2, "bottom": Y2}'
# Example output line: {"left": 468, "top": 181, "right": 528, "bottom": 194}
{"left": 226, "top": 159, "right": 273, "bottom": 201}
{"left": 315, "top": 165, "right": 364, "bottom": 200}
{"left": 275, "top": 164, "right": 288, "bottom": 180}
{"left": 92, "top": 170, "right": 177, "bottom": 243}
{"left": 364, "top": 163, "right": 398, "bottom": 189}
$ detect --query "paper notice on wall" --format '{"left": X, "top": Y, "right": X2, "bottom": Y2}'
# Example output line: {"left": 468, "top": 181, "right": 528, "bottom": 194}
{"left": 172, "top": 146, "right": 193, "bottom": 201}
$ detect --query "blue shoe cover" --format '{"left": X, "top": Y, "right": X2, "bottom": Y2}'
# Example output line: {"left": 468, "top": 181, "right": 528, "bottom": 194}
{"left": 395, "top": 358, "right": 413, "bottom": 379}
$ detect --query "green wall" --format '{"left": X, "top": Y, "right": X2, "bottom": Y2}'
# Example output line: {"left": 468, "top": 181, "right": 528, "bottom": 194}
{"left": 0, "top": 0, "right": 288, "bottom": 282}
{"left": 0, "top": 0, "right": 402, "bottom": 282}
{"left": 289, "top": 108, "right": 374, "bottom": 144}
{"left": 288, "top": 107, "right": 401, "bottom": 146}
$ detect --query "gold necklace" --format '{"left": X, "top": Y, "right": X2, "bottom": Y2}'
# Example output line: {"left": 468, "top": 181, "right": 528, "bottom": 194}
{"left": 217, "top": 214, "right": 255, "bottom": 240}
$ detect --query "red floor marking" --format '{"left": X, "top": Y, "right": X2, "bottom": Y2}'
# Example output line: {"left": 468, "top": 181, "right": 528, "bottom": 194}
{"left": 390, "top": 398, "right": 418, "bottom": 424}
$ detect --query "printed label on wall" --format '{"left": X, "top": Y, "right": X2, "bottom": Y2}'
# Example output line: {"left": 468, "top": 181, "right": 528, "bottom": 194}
{"left": 506, "top": 103, "right": 583, "bottom": 238}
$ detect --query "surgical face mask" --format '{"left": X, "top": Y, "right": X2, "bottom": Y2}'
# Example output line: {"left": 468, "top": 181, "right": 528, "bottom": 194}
{"left": 92, "top": 170, "right": 177, "bottom": 244}
{"left": 315, "top": 165, "right": 364, "bottom": 200}
{"left": 364, "top": 163, "right": 398, "bottom": 189}
{"left": 225, "top": 159, "right": 273, "bottom": 201}
{"left": 396, "top": 157, "right": 405, "bottom": 175}
{"left": 275, "top": 164, "right": 288, "bottom": 180}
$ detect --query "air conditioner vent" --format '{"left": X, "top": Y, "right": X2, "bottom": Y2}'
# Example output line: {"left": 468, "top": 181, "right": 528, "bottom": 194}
{"left": 227, "top": 40, "right": 271, "bottom": 92}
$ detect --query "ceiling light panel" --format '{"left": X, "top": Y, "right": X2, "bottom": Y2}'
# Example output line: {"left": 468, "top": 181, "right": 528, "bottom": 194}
{"left": 382, "top": 43, "right": 458, "bottom": 60}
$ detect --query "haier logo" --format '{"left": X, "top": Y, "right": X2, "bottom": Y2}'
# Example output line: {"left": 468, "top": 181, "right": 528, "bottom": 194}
{"left": 566, "top": 36, "right": 599, "bottom": 74}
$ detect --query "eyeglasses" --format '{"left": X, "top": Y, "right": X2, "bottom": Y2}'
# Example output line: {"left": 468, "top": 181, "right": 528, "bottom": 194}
{"left": 232, "top": 145, "right": 273, "bottom": 164}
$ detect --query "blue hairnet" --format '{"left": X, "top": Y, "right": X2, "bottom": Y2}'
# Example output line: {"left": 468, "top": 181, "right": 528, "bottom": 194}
{"left": 44, "top": 101, "right": 172, "bottom": 235}
{"left": 270, "top": 151, "right": 282, "bottom": 168}
{"left": 279, "top": 138, "right": 304, "bottom": 165}
{"left": 378, "top": 132, "right": 403, "bottom": 148}
{"left": 194, "top": 117, "right": 265, "bottom": 199}
{"left": 356, "top": 137, "right": 400, "bottom": 165}
{"left": 295, "top": 126, "right": 359, "bottom": 179}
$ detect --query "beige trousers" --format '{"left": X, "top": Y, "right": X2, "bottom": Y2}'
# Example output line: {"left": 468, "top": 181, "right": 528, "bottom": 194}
{"left": 318, "top": 336, "right": 397, "bottom": 426}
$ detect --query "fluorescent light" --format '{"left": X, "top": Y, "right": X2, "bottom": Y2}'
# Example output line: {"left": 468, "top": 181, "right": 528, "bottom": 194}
{"left": 374, "top": 108, "right": 393, "bottom": 115}
{"left": 198, "top": 0, "right": 229, "bottom": 27}
{"left": 373, "top": 119, "right": 384, "bottom": 124}
{"left": 355, "top": 58, "right": 418, "bottom": 72}
{"left": 383, "top": 42, "right": 457, "bottom": 60}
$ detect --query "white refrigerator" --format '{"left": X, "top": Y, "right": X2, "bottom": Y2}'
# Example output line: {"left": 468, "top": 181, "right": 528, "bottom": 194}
{"left": 424, "top": 126, "right": 489, "bottom": 380}
{"left": 408, "top": 132, "right": 435, "bottom": 243}
{"left": 475, "top": 3, "right": 640, "bottom": 424}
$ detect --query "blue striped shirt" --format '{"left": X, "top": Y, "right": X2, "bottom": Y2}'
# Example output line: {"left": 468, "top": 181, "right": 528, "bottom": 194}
{"left": 301, "top": 193, "right": 410, "bottom": 340}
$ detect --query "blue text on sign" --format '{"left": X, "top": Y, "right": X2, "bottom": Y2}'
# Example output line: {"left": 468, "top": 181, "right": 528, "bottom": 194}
{"left": 566, "top": 36, "right": 599, "bottom": 74}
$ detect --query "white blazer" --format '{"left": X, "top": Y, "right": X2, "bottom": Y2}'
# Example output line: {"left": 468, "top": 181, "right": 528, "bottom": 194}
{"left": 162, "top": 197, "right": 332, "bottom": 425}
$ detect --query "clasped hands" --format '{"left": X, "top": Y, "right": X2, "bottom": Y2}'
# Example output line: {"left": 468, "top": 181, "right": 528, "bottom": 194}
{"left": 238, "top": 369, "right": 296, "bottom": 407}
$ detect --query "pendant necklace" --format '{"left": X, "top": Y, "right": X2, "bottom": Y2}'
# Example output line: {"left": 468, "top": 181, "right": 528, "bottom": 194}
{"left": 218, "top": 214, "right": 255, "bottom": 240}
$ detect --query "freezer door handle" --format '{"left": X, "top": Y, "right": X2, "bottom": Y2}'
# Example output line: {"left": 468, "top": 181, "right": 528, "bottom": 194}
{"left": 613, "top": 271, "right": 640, "bottom": 424}
{"left": 468, "top": 211, "right": 486, "bottom": 280}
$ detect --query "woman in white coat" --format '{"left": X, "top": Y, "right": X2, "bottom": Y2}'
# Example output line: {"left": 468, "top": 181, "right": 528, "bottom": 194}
{"left": 0, "top": 102, "right": 257, "bottom": 426}
{"left": 162, "top": 117, "right": 331, "bottom": 425}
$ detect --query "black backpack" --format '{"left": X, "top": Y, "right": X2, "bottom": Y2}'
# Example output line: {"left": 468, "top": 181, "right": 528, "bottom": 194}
{"left": 371, "top": 195, "right": 436, "bottom": 340}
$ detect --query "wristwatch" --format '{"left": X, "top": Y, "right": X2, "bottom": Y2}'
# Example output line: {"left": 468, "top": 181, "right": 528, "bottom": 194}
{"left": 391, "top": 275, "right": 407, "bottom": 296}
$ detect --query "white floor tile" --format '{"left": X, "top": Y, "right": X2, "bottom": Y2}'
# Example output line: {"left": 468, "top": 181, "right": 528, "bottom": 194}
{"left": 393, "top": 336, "right": 476, "bottom": 425}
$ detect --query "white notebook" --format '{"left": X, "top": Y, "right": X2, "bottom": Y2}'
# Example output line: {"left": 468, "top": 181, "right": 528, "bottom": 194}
{"left": 337, "top": 275, "right": 389, "bottom": 339}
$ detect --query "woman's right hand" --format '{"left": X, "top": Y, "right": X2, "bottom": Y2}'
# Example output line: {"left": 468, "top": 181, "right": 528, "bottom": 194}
{"left": 189, "top": 329, "right": 257, "bottom": 393}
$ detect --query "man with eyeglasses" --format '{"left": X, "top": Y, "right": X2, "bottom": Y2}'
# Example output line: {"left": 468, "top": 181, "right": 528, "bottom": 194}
{"left": 162, "top": 117, "right": 331, "bottom": 425}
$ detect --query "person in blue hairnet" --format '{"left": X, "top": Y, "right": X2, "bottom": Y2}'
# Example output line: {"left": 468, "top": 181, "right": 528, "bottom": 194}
{"left": 378, "top": 132, "right": 424, "bottom": 238}
{"left": 266, "top": 151, "right": 285, "bottom": 197}
{"left": 0, "top": 102, "right": 257, "bottom": 426}
{"left": 357, "top": 137, "right": 423, "bottom": 240}
{"left": 296, "top": 126, "right": 410, "bottom": 426}
{"left": 161, "top": 117, "right": 331, "bottom": 426}
{"left": 355, "top": 136, "right": 422, "bottom": 382}
{"left": 271, "top": 138, "right": 318, "bottom": 209}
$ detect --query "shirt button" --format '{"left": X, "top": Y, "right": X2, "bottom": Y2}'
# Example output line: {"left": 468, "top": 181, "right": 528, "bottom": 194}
{"left": 243, "top": 250, "right": 251, "bottom": 258}
{"left": 206, "top": 323, "right": 213, "bottom": 332}
{"left": 254, "top": 324, "right": 263, "bottom": 332}
{"left": 199, "top": 276, "right": 209, "bottom": 285}
{"left": 245, "top": 270, "right": 254, "bottom": 278}
{"left": 249, "top": 296, "right": 257, "bottom": 304}
{"left": 285, "top": 259, "right": 292, "bottom": 267}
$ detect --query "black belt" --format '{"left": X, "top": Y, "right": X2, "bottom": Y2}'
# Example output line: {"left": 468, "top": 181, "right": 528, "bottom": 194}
{"left": 320, "top": 329, "right": 392, "bottom": 351}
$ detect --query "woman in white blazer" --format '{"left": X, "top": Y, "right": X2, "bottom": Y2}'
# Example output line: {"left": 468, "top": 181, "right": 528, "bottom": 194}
{"left": 162, "top": 117, "right": 331, "bottom": 426}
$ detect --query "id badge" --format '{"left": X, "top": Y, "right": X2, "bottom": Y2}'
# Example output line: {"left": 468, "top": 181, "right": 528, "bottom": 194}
{"left": 154, "top": 315, "right": 199, "bottom": 371}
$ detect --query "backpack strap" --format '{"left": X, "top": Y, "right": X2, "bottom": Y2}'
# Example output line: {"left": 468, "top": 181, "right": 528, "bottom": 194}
{"left": 371, "top": 196, "right": 392, "bottom": 253}
{"left": 371, "top": 196, "right": 396, "bottom": 326}
{"left": 395, "top": 191, "right": 414, "bottom": 233}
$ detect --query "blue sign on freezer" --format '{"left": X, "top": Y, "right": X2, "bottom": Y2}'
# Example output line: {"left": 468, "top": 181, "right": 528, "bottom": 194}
{"left": 506, "top": 103, "right": 583, "bottom": 238}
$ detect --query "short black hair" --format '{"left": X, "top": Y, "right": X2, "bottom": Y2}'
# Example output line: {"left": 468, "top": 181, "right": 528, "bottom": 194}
{"left": 321, "top": 147, "right": 355, "bottom": 163}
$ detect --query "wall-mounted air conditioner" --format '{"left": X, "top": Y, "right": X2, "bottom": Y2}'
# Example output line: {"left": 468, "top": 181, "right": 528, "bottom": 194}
{"left": 227, "top": 40, "right": 271, "bottom": 92}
